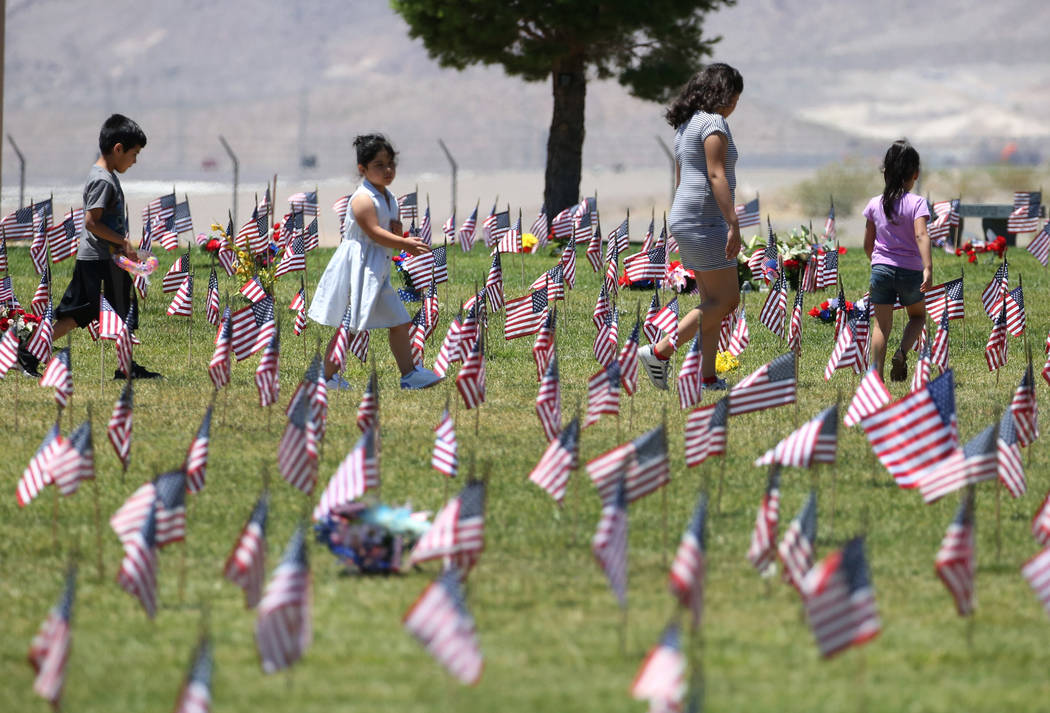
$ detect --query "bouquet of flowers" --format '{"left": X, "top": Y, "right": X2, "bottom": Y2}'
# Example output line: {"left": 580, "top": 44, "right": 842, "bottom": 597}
{"left": 619, "top": 260, "right": 697, "bottom": 295}
{"left": 314, "top": 501, "right": 431, "bottom": 575}
{"left": 0, "top": 306, "right": 41, "bottom": 340}
{"left": 739, "top": 224, "right": 845, "bottom": 290}
{"left": 954, "top": 233, "right": 1007, "bottom": 262}
{"left": 808, "top": 296, "right": 857, "bottom": 324}
{"left": 205, "top": 222, "right": 280, "bottom": 295}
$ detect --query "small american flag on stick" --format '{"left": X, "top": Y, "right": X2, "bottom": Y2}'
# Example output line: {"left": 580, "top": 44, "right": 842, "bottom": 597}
{"left": 528, "top": 416, "right": 579, "bottom": 505}
{"left": 224, "top": 493, "right": 269, "bottom": 609}
{"left": 747, "top": 466, "right": 781, "bottom": 574}
{"left": 802, "top": 536, "right": 880, "bottom": 658}
{"left": 28, "top": 565, "right": 76, "bottom": 707}
{"left": 669, "top": 493, "right": 708, "bottom": 628}
{"left": 935, "top": 490, "right": 976, "bottom": 617}
{"left": 402, "top": 566, "right": 484, "bottom": 685}
{"left": 256, "top": 524, "right": 312, "bottom": 673}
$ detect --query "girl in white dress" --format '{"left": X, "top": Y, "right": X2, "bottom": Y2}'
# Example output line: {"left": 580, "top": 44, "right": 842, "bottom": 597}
{"left": 308, "top": 134, "right": 442, "bottom": 390}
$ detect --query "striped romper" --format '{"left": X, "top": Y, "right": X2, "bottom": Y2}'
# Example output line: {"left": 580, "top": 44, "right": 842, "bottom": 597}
{"left": 669, "top": 111, "right": 738, "bottom": 273}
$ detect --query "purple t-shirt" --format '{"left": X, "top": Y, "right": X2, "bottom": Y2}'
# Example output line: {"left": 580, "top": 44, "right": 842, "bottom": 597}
{"left": 863, "top": 193, "right": 930, "bottom": 271}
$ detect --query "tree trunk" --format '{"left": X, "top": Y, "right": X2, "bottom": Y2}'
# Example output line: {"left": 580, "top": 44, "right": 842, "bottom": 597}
{"left": 544, "top": 53, "right": 586, "bottom": 222}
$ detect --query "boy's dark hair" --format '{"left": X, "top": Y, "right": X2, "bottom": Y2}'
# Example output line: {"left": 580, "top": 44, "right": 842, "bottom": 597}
{"left": 353, "top": 133, "right": 397, "bottom": 167}
{"left": 665, "top": 63, "right": 744, "bottom": 129}
{"left": 881, "top": 139, "right": 921, "bottom": 222}
{"left": 99, "top": 114, "right": 147, "bottom": 155}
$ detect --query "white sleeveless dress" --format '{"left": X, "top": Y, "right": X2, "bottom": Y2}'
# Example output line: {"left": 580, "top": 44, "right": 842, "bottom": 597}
{"left": 308, "top": 179, "right": 410, "bottom": 331}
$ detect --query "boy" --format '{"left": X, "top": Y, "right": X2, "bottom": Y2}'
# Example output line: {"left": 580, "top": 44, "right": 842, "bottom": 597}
{"left": 19, "top": 114, "right": 161, "bottom": 379}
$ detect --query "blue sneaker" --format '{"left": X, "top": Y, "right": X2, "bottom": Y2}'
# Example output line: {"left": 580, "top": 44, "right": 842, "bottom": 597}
{"left": 325, "top": 373, "right": 352, "bottom": 391}
{"left": 400, "top": 365, "right": 443, "bottom": 390}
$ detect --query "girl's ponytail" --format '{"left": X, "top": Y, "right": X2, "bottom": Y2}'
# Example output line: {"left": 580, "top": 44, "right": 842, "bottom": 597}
{"left": 881, "top": 139, "right": 921, "bottom": 222}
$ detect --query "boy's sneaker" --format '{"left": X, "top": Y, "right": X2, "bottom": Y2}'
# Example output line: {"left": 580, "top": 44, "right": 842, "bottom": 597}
{"left": 702, "top": 377, "right": 729, "bottom": 391}
{"left": 16, "top": 346, "right": 41, "bottom": 378}
{"left": 113, "top": 361, "right": 163, "bottom": 380}
{"left": 637, "top": 344, "right": 670, "bottom": 391}
{"left": 889, "top": 352, "right": 907, "bottom": 383}
{"left": 400, "top": 365, "right": 443, "bottom": 390}
{"left": 325, "top": 373, "right": 352, "bottom": 391}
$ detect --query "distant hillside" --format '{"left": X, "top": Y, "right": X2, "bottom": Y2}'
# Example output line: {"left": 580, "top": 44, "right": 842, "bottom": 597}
{"left": 2, "top": 0, "right": 1047, "bottom": 186}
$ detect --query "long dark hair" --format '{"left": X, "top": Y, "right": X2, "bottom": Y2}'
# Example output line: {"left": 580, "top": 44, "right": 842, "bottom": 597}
{"left": 665, "top": 63, "right": 744, "bottom": 129}
{"left": 881, "top": 139, "right": 920, "bottom": 222}
{"left": 353, "top": 133, "right": 397, "bottom": 167}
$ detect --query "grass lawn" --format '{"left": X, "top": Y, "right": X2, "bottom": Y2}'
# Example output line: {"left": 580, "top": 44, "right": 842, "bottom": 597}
{"left": 2, "top": 235, "right": 1049, "bottom": 712}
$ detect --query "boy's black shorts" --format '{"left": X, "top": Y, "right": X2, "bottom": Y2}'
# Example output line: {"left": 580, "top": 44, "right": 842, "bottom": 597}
{"left": 55, "top": 258, "right": 138, "bottom": 330}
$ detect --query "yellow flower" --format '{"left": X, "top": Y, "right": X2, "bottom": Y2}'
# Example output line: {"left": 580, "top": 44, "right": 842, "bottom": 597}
{"left": 715, "top": 351, "right": 740, "bottom": 374}
{"left": 522, "top": 232, "right": 538, "bottom": 251}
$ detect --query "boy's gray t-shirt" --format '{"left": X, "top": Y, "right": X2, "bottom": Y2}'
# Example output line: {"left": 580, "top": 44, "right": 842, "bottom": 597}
{"left": 77, "top": 164, "right": 126, "bottom": 261}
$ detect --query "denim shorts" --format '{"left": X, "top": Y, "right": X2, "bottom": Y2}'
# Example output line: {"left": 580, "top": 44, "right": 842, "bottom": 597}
{"left": 869, "top": 264, "right": 923, "bottom": 306}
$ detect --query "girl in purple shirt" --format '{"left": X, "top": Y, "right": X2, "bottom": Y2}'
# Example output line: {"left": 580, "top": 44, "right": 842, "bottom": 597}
{"left": 863, "top": 139, "right": 933, "bottom": 383}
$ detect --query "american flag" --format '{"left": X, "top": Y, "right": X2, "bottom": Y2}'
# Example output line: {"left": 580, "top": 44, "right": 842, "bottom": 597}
{"left": 348, "top": 328, "right": 369, "bottom": 364}
{"left": 584, "top": 360, "right": 621, "bottom": 427}
{"left": 151, "top": 469, "right": 187, "bottom": 547}
{"left": 618, "top": 318, "right": 640, "bottom": 396}
{"left": 1027, "top": 222, "right": 1050, "bottom": 267}
{"left": 49, "top": 420, "right": 95, "bottom": 496}
{"left": 592, "top": 474, "right": 628, "bottom": 607}
{"left": 931, "top": 311, "right": 950, "bottom": 373}
{"left": 29, "top": 211, "right": 50, "bottom": 274}
{"left": 25, "top": 301, "right": 54, "bottom": 362}
{"left": 609, "top": 215, "right": 631, "bottom": 259}
{"left": 1007, "top": 191, "right": 1042, "bottom": 233}
{"left": 17, "top": 423, "right": 64, "bottom": 506}
{"left": 163, "top": 254, "right": 189, "bottom": 293}
{"left": 172, "top": 200, "right": 193, "bottom": 234}
{"left": 0, "top": 275, "right": 14, "bottom": 306}
{"left": 927, "top": 199, "right": 958, "bottom": 243}
{"left": 529, "top": 263, "right": 564, "bottom": 301}
{"left": 669, "top": 493, "right": 708, "bottom": 628}
{"left": 843, "top": 367, "right": 892, "bottom": 428}
{"left": 30, "top": 268, "right": 50, "bottom": 316}
{"left": 46, "top": 208, "right": 84, "bottom": 264}
{"left": 787, "top": 289, "right": 805, "bottom": 353}
{"left": 925, "top": 277, "right": 965, "bottom": 323}
{"left": 402, "top": 567, "right": 484, "bottom": 685}
{"left": 824, "top": 320, "right": 864, "bottom": 381}
{"left": 649, "top": 296, "right": 679, "bottom": 347}
{"left": 287, "top": 190, "right": 319, "bottom": 216}
{"left": 109, "top": 480, "right": 155, "bottom": 543}
{"left": 998, "top": 408, "right": 1026, "bottom": 498}
{"left": 504, "top": 288, "right": 548, "bottom": 340}
{"left": 356, "top": 370, "right": 379, "bottom": 433}
{"left": 205, "top": 269, "right": 221, "bottom": 326}
{"left": 1005, "top": 284, "right": 1025, "bottom": 337}
{"left": 528, "top": 416, "right": 579, "bottom": 504}
{"left": 631, "top": 622, "right": 686, "bottom": 710}
{"left": 255, "top": 332, "right": 280, "bottom": 408}
{"left": 183, "top": 405, "right": 213, "bottom": 493}
{"left": 535, "top": 355, "right": 562, "bottom": 442}
{"left": 327, "top": 311, "right": 352, "bottom": 373}
{"left": 256, "top": 524, "right": 312, "bottom": 673}
{"left": 458, "top": 202, "right": 478, "bottom": 251}
{"left": 398, "top": 191, "right": 418, "bottom": 224}
{"left": 402, "top": 246, "right": 449, "bottom": 290}
{"left": 278, "top": 390, "right": 320, "bottom": 494}
{"left": 572, "top": 202, "right": 593, "bottom": 247}
{"left": 726, "top": 306, "right": 750, "bottom": 356}
{"left": 484, "top": 251, "right": 504, "bottom": 314}
{"left": 0, "top": 227, "right": 6, "bottom": 273}
{"left": 208, "top": 308, "right": 232, "bottom": 389}
{"left": 778, "top": 491, "right": 818, "bottom": 591}
{"left": 585, "top": 221, "right": 603, "bottom": 272}
{"left": 910, "top": 337, "right": 933, "bottom": 392}
{"left": 409, "top": 479, "right": 486, "bottom": 575}
{"left": 275, "top": 235, "right": 306, "bottom": 277}
{"left": 173, "top": 638, "right": 212, "bottom": 713}
{"left": 240, "top": 275, "right": 268, "bottom": 304}
{"left": 1022, "top": 546, "right": 1050, "bottom": 618}
{"left": 984, "top": 304, "right": 1009, "bottom": 372}
{"left": 0, "top": 328, "right": 21, "bottom": 377}
{"left": 279, "top": 210, "right": 304, "bottom": 247}
{"left": 550, "top": 204, "right": 576, "bottom": 241}
{"left": 441, "top": 211, "right": 455, "bottom": 245}
{"left": 863, "top": 369, "right": 958, "bottom": 488}
{"left": 480, "top": 201, "right": 499, "bottom": 246}
{"left": 432, "top": 409, "right": 458, "bottom": 477}
{"left": 117, "top": 503, "right": 158, "bottom": 619}
{"left": 593, "top": 306, "right": 618, "bottom": 368}
{"left": 980, "top": 260, "right": 1009, "bottom": 319}
{"left": 498, "top": 212, "right": 522, "bottom": 254}
{"left": 747, "top": 221, "right": 779, "bottom": 284}
{"left": 236, "top": 205, "right": 270, "bottom": 256}
{"left": 802, "top": 537, "right": 880, "bottom": 658}
{"left": 225, "top": 493, "right": 269, "bottom": 608}
{"left": 603, "top": 239, "right": 620, "bottom": 296}
{"left": 456, "top": 336, "right": 486, "bottom": 409}
{"left": 303, "top": 218, "right": 319, "bottom": 252}
{"left": 532, "top": 308, "right": 556, "bottom": 382}
{"left": 333, "top": 194, "right": 351, "bottom": 232}
{"left": 823, "top": 199, "right": 837, "bottom": 242}
{"left": 759, "top": 272, "right": 787, "bottom": 338}
{"left": 624, "top": 244, "right": 667, "bottom": 283}
{"left": 434, "top": 316, "right": 464, "bottom": 378}
{"left": 1011, "top": 366, "right": 1038, "bottom": 447}
{"left": 216, "top": 240, "right": 238, "bottom": 277}
{"left": 167, "top": 274, "right": 194, "bottom": 317}
{"left": 530, "top": 204, "right": 549, "bottom": 247}
{"left": 420, "top": 203, "right": 433, "bottom": 245}
{"left": 143, "top": 191, "right": 175, "bottom": 224}
{"left": 559, "top": 234, "right": 577, "bottom": 289}
{"left": 0, "top": 203, "right": 36, "bottom": 240}
{"left": 677, "top": 333, "right": 702, "bottom": 410}
{"left": 935, "top": 491, "right": 976, "bottom": 617}
{"left": 108, "top": 381, "right": 133, "bottom": 469}
{"left": 918, "top": 421, "right": 998, "bottom": 504}
{"left": 230, "top": 296, "right": 276, "bottom": 361}
{"left": 800, "top": 252, "right": 818, "bottom": 293}
{"left": 1036, "top": 490, "right": 1050, "bottom": 546}
{"left": 756, "top": 405, "right": 837, "bottom": 468}
{"left": 729, "top": 352, "right": 796, "bottom": 416}
{"left": 151, "top": 212, "right": 180, "bottom": 252}
{"left": 39, "top": 346, "right": 73, "bottom": 408}
{"left": 748, "top": 466, "right": 781, "bottom": 574}
{"left": 586, "top": 425, "right": 670, "bottom": 504}
{"left": 684, "top": 395, "right": 729, "bottom": 467}
{"left": 289, "top": 287, "right": 308, "bottom": 336}
{"left": 592, "top": 284, "right": 611, "bottom": 329}
{"left": 641, "top": 214, "right": 656, "bottom": 251}
{"left": 28, "top": 565, "right": 76, "bottom": 706}
{"left": 735, "top": 197, "right": 760, "bottom": 229}
{"left": 817, "top": 249, "right": 838, "bottom": 291}
{"left": 314, "top": 427, "right": 380, "bottom": 520}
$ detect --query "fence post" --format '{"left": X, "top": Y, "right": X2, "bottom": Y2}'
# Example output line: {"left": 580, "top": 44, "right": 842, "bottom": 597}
{"left": 218, "top": 136, "right": 239, "bottom": 228}
{"left": 655, "top": 136, "right": 675, "bottom": 209}
{"left": 437, "top": 139, "right": 458, "bottom": 219}
{"left": 6, "top": 134, "right": 25, "bottom": 209}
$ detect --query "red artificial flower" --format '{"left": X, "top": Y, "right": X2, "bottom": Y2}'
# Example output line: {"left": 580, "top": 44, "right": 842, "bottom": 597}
{"left": 808, "top": 307, "right": 820, "bottom": 317}
{"left": 24, "top": 314, "right": 40, "bottom": 324}
{"left": 967, "top": 253, "right": 977, "bottom": 263}
{"left": 0, "top": 318, "right": 9, "bottom": 331}
{"left": 838, "top": 246, "right": 847, "bottom": 254}
{"left": 205, "top": 238, "right": 221, "bottom": 252}
{"left": 820, "top": 300, "right": 830, "bottom": 310}
{"left": 784, "top": 258, "right": 799, "bottom": 270}
{"left": 844, "top": 301, "right": 854, "bottom": 311}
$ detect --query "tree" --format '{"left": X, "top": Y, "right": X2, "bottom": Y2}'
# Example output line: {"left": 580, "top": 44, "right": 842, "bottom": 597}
{"left": 390, "top": 0, "right": 733, "bottom": 217}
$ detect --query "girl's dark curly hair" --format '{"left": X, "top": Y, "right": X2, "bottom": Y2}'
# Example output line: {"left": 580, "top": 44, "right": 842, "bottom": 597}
{"left": 881, "top": 139, "right": 920, "bottom": 222}
{"left": 353, "top": 133, "right": 397, "bottom": 167}
{"left": 665, "top": 63, "right": 744, "bottom": 129}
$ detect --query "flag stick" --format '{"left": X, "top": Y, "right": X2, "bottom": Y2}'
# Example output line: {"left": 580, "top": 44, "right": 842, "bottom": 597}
{"left": 99, "top": 326, "right": 105, "bottom": 399}
{"left": 715, "top": 390, "right": 731, "bottom": 516}
{"left": 51, "top": 476, "right": 60, "bottom": 551}
{"left": 995, "top": 477, "right": 1003, "bottom": 564}
{"left": 661, "top": 408, "right": 669, "bottom": 571}
{"left": 179, "top": 498, "right": 190, "bottom": 604}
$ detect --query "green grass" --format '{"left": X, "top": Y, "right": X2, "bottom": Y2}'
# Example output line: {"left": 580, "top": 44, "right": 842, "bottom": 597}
{"left": 2, "top": 239, "right": 1049, "bottom": 712}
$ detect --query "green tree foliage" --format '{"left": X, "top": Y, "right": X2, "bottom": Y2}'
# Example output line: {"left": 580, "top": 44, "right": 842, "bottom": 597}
{"left": 390, "top": 0, "right": 733, "bottom": 216}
